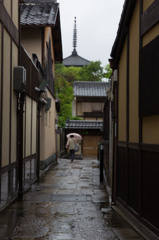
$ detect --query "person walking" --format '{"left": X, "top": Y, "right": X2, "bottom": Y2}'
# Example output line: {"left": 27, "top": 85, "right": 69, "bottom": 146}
{"left": 66, "top": 135, "right": 76, "bottom": 161}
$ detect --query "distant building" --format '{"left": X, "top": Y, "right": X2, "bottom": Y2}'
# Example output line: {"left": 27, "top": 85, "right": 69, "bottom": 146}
{"left": 65, "top": 81, "right": 108, "bottom": 158}
{"left": 63, "top": 17, "right": 91, "bottom": 67}
{"left": 72, "top": 81, "right": 108, "bottom": 120}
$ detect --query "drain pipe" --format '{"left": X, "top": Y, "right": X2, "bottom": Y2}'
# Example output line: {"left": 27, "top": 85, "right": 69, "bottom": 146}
{"left": 17, "top": 91, "right": 26, "bottom": 199}
{"left": 37, "top": 101, "right": 41, "bottom": 181}
{"left": 100, "top": 143, "right": 104, "bottom": 182}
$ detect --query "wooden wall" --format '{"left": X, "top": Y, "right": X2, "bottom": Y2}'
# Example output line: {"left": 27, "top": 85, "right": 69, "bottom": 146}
{"left": 116, "top": 0, "right": 159, "bottom": 236}
{"left": 0, "top": 0, "right": 19, "bottom": 208}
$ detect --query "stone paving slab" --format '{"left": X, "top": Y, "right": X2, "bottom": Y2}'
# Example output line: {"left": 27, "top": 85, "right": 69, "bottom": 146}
{"left": 0, "top": 158, "right": 146, "bottom": 240}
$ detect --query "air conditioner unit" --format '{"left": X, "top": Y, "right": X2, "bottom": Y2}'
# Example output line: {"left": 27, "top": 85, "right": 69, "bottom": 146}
{"left": 14, "top": 66, "right": 26, "bottom": 93}
{"left": 113, "top": 70, "right": 118, "bottom": 82}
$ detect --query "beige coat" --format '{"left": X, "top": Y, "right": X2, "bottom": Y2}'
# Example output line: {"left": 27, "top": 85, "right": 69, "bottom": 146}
{"left": 66, "top": 137, "right": 76, "bottom": 150}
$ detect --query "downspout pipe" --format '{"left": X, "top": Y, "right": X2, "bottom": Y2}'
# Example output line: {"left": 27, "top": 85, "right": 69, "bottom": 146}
{"left": 37, "top": 101, "right": 41, "bottom": 181}
{"left": 18, "top": 91, "right": 26, "bottom": 199}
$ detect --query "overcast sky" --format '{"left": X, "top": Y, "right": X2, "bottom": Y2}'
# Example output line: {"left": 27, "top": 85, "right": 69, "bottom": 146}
{"left": 58, "top": 0, "right": 125, "bottom": 67}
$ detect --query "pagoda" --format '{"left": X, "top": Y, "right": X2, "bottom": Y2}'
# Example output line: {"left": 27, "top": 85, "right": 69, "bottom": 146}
{"left": 63, "top": 17, "right": 91, "bottom": 67}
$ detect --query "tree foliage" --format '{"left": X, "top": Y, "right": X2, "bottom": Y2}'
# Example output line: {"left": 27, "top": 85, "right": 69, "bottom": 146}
{"left": 55, "top": 61, "right": 112, "bottom": 127}
{"left": 76, "top": 61, "right": 103, "bottom": 82}
{"left": 104, "top": 64, "right": 112, "bottom": 80}
{"left": 55, "top": 72, "right": 74, "bottom": 127}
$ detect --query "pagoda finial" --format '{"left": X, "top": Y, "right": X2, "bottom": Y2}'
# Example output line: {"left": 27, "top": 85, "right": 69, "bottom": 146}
{"left": 72, "top": 17, "right": 77, "bottom": 56}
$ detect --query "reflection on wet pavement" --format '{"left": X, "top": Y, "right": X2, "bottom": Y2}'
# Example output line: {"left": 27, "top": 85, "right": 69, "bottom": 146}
{"left": 0, "top": 158, "right": 145, "bottom": 240}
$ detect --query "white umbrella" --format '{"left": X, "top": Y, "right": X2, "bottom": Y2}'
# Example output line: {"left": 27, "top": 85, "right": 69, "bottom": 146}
{"left": 66, "top": 133, "right": 82, "bottom": 140}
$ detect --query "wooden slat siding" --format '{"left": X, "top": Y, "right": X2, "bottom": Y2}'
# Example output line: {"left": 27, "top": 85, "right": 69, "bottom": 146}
{"left": 116, "top": 147, "right": 127, "bottom": 203}
{"left": 1, "top": 162, "right": 17, "bottom": 175}
{"left": 0, "top": 2, "right": 19, "bottom": 46}
{"left": 23, "top": 154, "right": 36, "bottom": 163}
{"left": 24, "top": 154, "right": 37, "bottom": 184}
{"left": 141, "top": 150, "right": 159, "bottom": 234}
{"left": 141, "top": 1, "right": 159, "bottom": 35}
{"left": 117, "top": 143, "right": 159, "bottom": 236}
{"left": 128, "top": 148, "right": 140, "bottom": 213}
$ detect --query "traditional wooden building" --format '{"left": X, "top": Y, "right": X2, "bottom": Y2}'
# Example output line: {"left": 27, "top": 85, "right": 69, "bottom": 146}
{"left": 73, "top": 81, "right": 108, "bottom": 120}
{"left": 0, "top": 0, "right": 62, "bottom": 211}
{"left": 0, "top": 0, "right": 19, "bottom": 210}
{"left": 65, "top": 120, "right": 103, "bottom": 157}
{"left": 20, "top": 0, "right": 62, "bottom": 174}
{"left": 67, "top": 81, "right": 108, "bottom": 157}
{"left": 107, "top": 0, "right": 159, "bottom": 238}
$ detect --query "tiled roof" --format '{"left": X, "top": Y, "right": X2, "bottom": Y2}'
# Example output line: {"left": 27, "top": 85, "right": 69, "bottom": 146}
{"left": 73, "top": 81, "right": 108, "bottom": 97}
{"left": 20, "top": 0, "right": 58, "bottom": 26}
{"left": 65, "top": 120, "right": 103, "bottom": 130}
{"left": 63, "top": 52, "right": 91, "bottom": 67}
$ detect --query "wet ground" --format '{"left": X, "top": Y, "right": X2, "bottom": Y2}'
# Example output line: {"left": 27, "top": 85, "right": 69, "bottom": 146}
{"left": 0, "top": 158, "right": 146, "bottom": 240}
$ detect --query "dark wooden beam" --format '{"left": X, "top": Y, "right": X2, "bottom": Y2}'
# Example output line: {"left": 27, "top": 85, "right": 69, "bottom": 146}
{"left": 76, "top": 96, "right": 107, "bottom": 102}
{"left": 141, "top": 1, "right": 159, "bottom": 36}
{"left": 0, "top": 1, "right": 19, "bottom": 45}
{"left": 84, "top": 112, "right": 103, "bottom": 118}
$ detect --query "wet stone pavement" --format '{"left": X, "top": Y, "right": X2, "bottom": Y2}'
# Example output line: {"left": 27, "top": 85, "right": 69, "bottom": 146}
{"left": 0, "top": 158, "right": 146, "bottom": 240}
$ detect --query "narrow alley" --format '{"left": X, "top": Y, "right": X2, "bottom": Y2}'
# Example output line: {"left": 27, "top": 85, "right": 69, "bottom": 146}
{"left": 0, "top": 158, "right": 145, "bottom": 240}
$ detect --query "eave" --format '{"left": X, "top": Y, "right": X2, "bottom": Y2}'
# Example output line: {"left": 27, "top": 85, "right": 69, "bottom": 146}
{"left": 52, "top": 10, "right": 63, "bottom": 62}
{"left": 110, "top": 0, "right": 136, "bottom": 66}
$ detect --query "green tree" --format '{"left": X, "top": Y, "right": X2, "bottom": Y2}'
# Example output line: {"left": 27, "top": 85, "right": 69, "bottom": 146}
{"left": 55, "top": 61, "right": 112, "bottom": 127}
{"left": 55, "top": 75, "right": 73, "bottom": 127}
{"left": 76, "top": 61, "right": 103, "bottom": 82}
{"left": 104, "top": 64, "right": 112, "bottom": 80}
{"left": 55, "top": 64, "right": 81, "bottom": 84}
